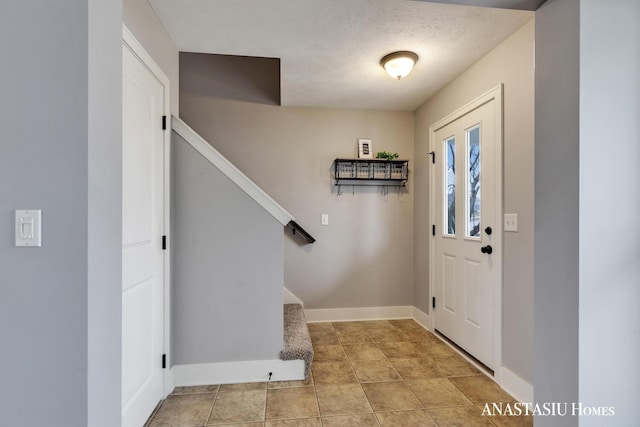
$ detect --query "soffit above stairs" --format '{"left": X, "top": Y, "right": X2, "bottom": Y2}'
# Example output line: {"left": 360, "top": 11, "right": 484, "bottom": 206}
{"left": 418, "top": 0, "right": 546, "bottom": 11}
{"left": 149, "top": 0, "right": 533, "bottom": 111}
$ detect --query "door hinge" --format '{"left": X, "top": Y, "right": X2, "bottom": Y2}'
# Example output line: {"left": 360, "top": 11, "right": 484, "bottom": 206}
{"left": 162, "top": 115, "right": 167, "bottom": 130}
{"left": 432, "top": 225, "right": 436, "bottom": 236}
{"left": 162, "top": 235, "right": 167, "bottom": 250}
{"left": 162, "top": 354, "right": 166, "bottom": 369}
{"left": 432, "top": 297, "right": 436, "bottom": 309}
{"left": 429, "top": 151, "right": 435, "bottom": 164}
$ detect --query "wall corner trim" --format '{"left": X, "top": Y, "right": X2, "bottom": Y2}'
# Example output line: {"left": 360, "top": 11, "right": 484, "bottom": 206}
{"left": 284, "top": 287, "right": 304, "bottom": 307}
{"left": 500, "top": 366, "right": 533, "bottom": 403}
{"left": 411, "top": 307, "right": 431, "bottom": 330}
{"left": 171, "top": 360, "right": 305, "bottom": 387}
{"left": 171, "top": 116, "right": 294, "bottom": 226}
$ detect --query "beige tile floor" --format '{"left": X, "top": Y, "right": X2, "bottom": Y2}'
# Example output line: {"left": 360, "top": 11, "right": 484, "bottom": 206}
{"left": 146, "top": 319, "right": 532, "bottom": 426}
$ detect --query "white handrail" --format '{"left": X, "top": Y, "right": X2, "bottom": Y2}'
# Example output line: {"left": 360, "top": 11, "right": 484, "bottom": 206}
{"left": 172, "top": 116, "right": 294, "bottom": 226}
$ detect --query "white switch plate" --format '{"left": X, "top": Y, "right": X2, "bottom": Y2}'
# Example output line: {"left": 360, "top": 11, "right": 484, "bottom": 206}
{"left": 321, "top": 214, "right": 329, "bottom": 226}
{"left": 504, "top": 213, "right": 518, "bottom": 232}
{"left": 15, "top": 210, "right": 42, "bottom": 247}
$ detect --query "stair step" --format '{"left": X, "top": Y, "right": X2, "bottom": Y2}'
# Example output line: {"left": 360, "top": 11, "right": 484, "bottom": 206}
{"left": 280, "top": 304, "right": 314, "bottom": 378}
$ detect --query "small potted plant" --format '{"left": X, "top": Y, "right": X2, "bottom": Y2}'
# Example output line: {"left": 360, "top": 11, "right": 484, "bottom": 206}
{"left": 376, "top": 151, "right": 399, "bottom": 161}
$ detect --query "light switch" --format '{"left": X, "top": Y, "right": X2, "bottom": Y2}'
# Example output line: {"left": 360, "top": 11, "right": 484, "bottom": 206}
{"left": 321, "top": 214, "right": 329, "bottom": 226}
{"left": 504, "top": 213, "right": 518, "bottom": 232}
{"left": 15, "top": 210, "right": 42, "bottom": 247}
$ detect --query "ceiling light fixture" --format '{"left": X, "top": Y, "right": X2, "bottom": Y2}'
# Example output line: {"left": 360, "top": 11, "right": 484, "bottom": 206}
{"left": 380, "top": 51, "right": 418, "bottom": 80}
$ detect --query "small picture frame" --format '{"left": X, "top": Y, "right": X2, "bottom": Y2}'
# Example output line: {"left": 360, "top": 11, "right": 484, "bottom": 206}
{"left": 358, "top": 139, "right": 373, "bottom": 159}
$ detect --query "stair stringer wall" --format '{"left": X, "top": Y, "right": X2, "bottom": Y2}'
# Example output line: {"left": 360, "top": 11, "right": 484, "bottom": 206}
{"left": 171, "top": 130, "right": 284, "bottom": 366}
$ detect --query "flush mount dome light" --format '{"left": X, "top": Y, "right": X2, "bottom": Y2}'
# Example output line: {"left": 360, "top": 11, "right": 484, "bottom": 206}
{"left": 380, "top": 51, "right": 418, "bottom": 80}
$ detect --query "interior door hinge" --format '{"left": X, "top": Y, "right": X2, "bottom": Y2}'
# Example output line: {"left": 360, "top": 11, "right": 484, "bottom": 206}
{"left": 162, "top": 235, "right": 167, "bottom": 250}
{"left": 162, "top": 115, "right": 167, "bottom": 130}
{"left": 432, "top": 225, "right": 436, "bottom": 236}
{"left": 432, "top": 297, "right": 436, "bottom": 309}
{"left": 162, "top": 354, "right": 166, "bottom": 369}
{"left": 429, "top": 151, "right": 435, "bottom": 164}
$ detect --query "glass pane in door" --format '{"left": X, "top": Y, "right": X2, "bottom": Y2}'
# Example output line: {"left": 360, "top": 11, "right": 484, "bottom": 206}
{"left": 466, "top": 126, "right": 480, "bottom": 237}
{"left": 444, "top": 137, "right": 456, "bottom": 235}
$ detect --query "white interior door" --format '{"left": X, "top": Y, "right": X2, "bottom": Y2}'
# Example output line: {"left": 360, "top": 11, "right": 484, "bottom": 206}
{"left": 431, "top": 91, "right": 501, "bottom": 370}
{"left": 122, "top": 41, "right": 165, "bottom": 427}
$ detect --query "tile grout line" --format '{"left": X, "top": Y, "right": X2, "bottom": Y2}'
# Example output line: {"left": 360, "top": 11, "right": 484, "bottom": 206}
{"left": 389, "top": 322, "right": 445, "bottom": 427}
{"left": 345, "top": 321, "right": 416, "bottom": 426}
{"left": 369, "top": 322, "right": 416, "bottom": 426}
{"left": 444, "top": 379, "right": 504, "bottom": 427}
{"left": 310, "top": 322, "right": 327, "bottom": 425}
{"left": 263, "top": 382, "right": 268, "bottom": 426}
{"left": 313, "top": 321, "right": 331, "bottom": 427}
{"left": 311, "top": 375, "right": 323, "bottom": 427}
{"left": 203, "top": 388, "right": 218, "bottom": 427}
{"left": 376, "top": 324, "right": 428, "bottom": 418}
{"left": 395, "top": 324, "right": 469, "bottom": 426}
{"left": 331, "top": 321, "right": 380, "bottom": 426}
{"left": 340, "top": 323, "right": 381, "bottom": 427}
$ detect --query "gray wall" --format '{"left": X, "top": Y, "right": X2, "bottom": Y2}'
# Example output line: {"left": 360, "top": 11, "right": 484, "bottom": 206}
{"left": 88, "top": 0, "right": 123, "bottom": 426}
{"left": 579, "top": 0, "right": 640, "bottom": 423}
{"left": 0, "top": 1, "right": 122, "bottom": 426}
{"left": 534, "top": 2, "right": 580, "bottom": 423}
{"left": 413, "top": 20, "right": 535, "bottom": 383}
{"left": 172, "top": 132, "right": 284, "bottom": 364}
{"left": 536, "top": 1, "right": 640, "bottom": 424}
{"left": 124, "top": 0, "right": 179, "bottom": 113}
{"left": 179, "top": 66, "right": 415, "bottom": 309}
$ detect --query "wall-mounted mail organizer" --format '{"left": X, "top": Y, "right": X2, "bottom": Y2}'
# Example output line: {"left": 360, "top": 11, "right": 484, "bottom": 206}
{"left": 334, "top": 158, "right": 409, "bottom": 186}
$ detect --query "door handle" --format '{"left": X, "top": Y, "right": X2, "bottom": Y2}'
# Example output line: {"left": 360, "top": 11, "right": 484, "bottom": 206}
{"left": 484, "top": 226, "right": 492, "bottom": 235}
{"left": 481, "top": 245, "right": 493, "bottom": 254}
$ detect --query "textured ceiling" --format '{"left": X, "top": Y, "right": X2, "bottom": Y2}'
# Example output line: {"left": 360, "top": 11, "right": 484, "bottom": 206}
{"left": 149, "top": 0, "right": 533, "bottom": 111}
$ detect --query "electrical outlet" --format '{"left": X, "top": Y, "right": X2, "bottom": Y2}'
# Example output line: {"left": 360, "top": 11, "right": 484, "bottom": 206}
{"left": 321, "top": 214, "right": 329, "bottom": 226}
{"left": 504, "top": 213, "right": 518, "bottom": 232}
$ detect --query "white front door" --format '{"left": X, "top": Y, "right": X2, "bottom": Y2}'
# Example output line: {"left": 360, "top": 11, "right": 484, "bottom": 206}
{"left": 121, "top": 40, "right": 166, "bottom": 427}
{"left": 431, "top": 88, "right": 502, "bottom": 370}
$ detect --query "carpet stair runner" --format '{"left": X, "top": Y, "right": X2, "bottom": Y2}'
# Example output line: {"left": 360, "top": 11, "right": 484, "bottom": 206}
{"left": 280, "top": 303, "right": 314, "bottom": 379}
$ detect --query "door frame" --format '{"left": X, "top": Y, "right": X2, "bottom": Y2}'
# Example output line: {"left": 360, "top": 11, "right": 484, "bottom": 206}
{"left": 122, "top": 25, "right": 172, "bottom": 398}
{"left": 428, "top": 84, "right": 503, "bottom": 380}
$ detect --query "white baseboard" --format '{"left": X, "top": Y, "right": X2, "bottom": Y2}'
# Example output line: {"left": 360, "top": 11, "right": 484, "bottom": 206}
{"left": 305, "top": 306, "right": 413, "bottom": 323}
{"left": 171, "top": 359, "right": 305, "bottom": 387}
{"left": 500, "top": 366, "right": 533, "bottom": 403}
{"left": 169, "top": 305, "right": 531, "bottom": 404}
{"left": 284, "top": 287, "right": 304, "bottom": 307}
{"left": 411, "top": 306, "right": 431, "bottom": 330}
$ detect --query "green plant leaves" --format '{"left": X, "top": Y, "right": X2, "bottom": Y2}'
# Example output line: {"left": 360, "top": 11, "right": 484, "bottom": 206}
{"left": 375, "top": 151, "right": 399, "bottom": 160}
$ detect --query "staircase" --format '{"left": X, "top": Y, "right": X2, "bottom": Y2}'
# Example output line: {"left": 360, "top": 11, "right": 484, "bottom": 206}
{"left": 280, "top": 304, "right": 314, "bottom": 378}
